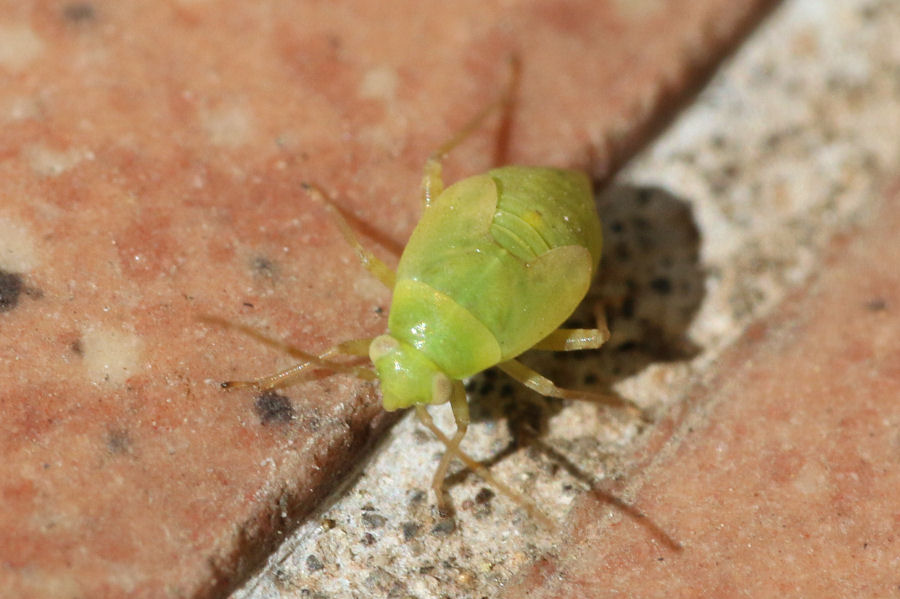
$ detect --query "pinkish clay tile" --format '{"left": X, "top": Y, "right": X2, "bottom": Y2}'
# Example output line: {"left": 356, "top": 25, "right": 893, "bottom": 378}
{"left": 0, "top": 1, "right": 775, "bottom": 597}
{"left": 504, "top": 182, "right": 900, "bottom": 597}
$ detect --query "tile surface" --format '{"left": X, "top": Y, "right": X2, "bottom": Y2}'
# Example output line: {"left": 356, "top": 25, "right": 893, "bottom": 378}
{"left": 0, "top": 1, "right": 776, "bottom": 597}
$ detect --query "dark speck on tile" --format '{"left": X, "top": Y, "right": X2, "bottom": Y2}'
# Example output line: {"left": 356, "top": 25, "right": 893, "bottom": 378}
{"left": 252, "top": 256, "right": 277, "bottom": 279}
{"left": 63, "top": 2, "right": 95, "bottom": 22}
{"left": 430, "top": 517, "right": 456, "bottom": 535}
{"left": 865, "top": 298, "right": 887, "bottom": 312}
{"left": 254, "top": 390, "right": 294, "bottom": 424}
{"left": 106, "top": 428, "right": 132, "bottom": 455}
{"left": 361, "top": 511, "right": 387, "bottom": 529}
{"left": 305, "top": 553, "right": 324, "bottom": 572}
{"left": 650, "top": 276, "right": 672, "bottom": 295}
{"left": 401, "top": 521, "right": 420, "bottom": 541}
{"left": 474, "top": 487, "right": 495, "bottom": 505}
{"left": 0, "top": 270, "right": 23, "bottom": 312}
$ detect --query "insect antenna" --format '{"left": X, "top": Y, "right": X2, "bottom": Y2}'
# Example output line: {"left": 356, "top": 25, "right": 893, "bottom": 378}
{"left": 199, "top": 315, "right": 376, "bottom": 390}
{"left": 301, "top": 182, "right": 397, "bottom": 289}
{"left": 421, "top": 56, "right": 521, "bottom": 207}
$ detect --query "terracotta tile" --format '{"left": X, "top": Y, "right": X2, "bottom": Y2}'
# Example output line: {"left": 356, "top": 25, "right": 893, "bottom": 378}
{"left": 0, "top": 1, "right": 775, "bottom": 597}
{"left": 503, "top": 180, "right": 900, "bottom": 597}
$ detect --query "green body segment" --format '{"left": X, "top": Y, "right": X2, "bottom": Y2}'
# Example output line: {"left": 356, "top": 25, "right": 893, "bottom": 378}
{"left": 387, "top": 166, "right": 601, "bottom": 384}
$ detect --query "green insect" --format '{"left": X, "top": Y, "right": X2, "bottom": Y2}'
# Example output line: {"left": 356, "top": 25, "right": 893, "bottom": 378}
{"left": 223, "top": 65, "right": 635, "bottom": 526}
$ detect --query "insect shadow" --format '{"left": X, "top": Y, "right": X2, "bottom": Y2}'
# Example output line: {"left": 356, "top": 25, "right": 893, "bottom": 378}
{"left": 450, "top": 183, "right": 703, "bottom": 545}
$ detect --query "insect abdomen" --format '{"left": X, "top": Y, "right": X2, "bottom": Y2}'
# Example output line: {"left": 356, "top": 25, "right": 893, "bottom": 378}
{"left": 392, "top": 167, "right": 601, "bottom": 365}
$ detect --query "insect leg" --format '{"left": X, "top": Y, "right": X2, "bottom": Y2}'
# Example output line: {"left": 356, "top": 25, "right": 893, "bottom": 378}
{"left": 420, "top": 57, "right": 520, "bottom": 209}
{"left": 497, "top": 359, "right": 640, "bottom": 413}
{"left": 415, "top": 403, "right": 556, "bottom": 530}
{"left": 531, "top": 327, "right": 610, "bottom": 351}
{"left": 426, "top": 380, "right": 469, "bottom": 513}
{"left": 532, "top": 306, "right": 611, "bottom": 351}
{"left": 222, "top": 338, "right": 377, "bottom": 390}
{"left": 302, "top": 182, "right": 396, "bottom": 289}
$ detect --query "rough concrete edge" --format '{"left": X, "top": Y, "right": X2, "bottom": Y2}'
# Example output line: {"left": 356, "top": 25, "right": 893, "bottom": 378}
{"left": 595, "top": 0, "right": 782, "bottom": 182}
{"left": 203, "top": 396, "right": 400, "bottom": 598}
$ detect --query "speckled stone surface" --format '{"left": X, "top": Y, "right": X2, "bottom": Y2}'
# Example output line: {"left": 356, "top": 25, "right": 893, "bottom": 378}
{"left": 0, "top": 1, "right": 777, "bottom": 598}
{"left": 504, "top": 179, "right": 900, "bottom": 598}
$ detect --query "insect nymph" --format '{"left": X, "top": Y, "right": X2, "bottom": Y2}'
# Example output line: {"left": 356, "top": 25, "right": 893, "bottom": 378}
{"left": 224, "top": 68, "right": 635, "bottom": 525}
